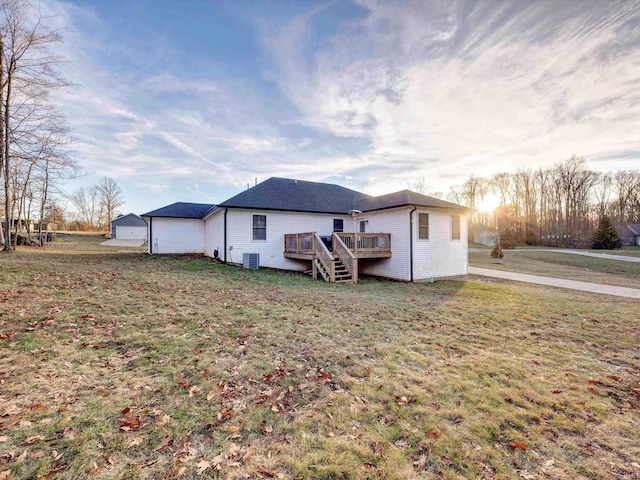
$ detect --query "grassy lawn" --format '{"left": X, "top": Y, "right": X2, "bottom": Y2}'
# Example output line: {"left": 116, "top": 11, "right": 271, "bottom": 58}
{"left": 469, "top": 249, "right": 640, "bottom": 289}
{"left": 1, "top": 236, "right": 638, "bottom": 479}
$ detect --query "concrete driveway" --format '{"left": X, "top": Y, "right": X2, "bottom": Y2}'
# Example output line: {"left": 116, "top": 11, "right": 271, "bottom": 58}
{"left": 468, "top": 267, "right": 640, "bottom": 299}
{"left": 522, "top": 249, "right": 640, "bottom": 263}
{"left": 100, "top": 239, "right": 145, "bottom": 247}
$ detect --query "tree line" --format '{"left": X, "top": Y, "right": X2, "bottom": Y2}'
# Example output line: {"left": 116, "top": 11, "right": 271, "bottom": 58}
{"left": 0, "top": 1, "right": 125, "bottom": 248}
{"left": 0, "top": 0, "right": 73, "bottom": 249}
{"left": 446, "top": 156, "right": 639, "bottom": 247}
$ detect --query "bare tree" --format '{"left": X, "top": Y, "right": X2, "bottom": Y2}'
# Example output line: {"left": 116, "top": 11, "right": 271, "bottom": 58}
{"left": 69, "top": 185, "right": 103, "bottom": 230}
{"left": 593, "top": 173, "right": 613, "bottom": 218}
{"left": 0, "top": 0, "right": 69, "bottom": 250}
{"left": 97, "top": 176, "right": 124, "bottom": 225}
{"left": 614, "top": 170, "right": 638, "bottom": 224}
{"left": 408, "top": 176, "right": 430, "bottom": 195}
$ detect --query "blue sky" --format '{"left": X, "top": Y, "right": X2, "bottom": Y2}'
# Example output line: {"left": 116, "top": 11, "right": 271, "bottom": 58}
{"left": 45, "top": 0, "right": 640, "bottom": 215}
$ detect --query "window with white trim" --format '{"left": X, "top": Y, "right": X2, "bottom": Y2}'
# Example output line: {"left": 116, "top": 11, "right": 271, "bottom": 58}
{"left": 333, "top": 219, "right": 344, "bottom": 232}
{"left": 252, "top": 214, "right": 267, "bottom": 240}
{"left": 418, "top": 213, "right": 429, "bottom": 240}
{"left": 451, "top": 214, "right": 461, "bottom": 240}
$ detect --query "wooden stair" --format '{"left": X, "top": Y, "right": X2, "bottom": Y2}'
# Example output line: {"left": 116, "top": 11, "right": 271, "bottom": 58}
{"left": 314, "top": 258, "right": 331, "bottom": 282}
{"left": 333, "top": 257, "right": 353, "bottom": 283}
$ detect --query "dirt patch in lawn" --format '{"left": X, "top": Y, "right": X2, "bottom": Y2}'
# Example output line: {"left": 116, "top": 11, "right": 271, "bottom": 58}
{"left": 0, "top": 236, "right": 638, "bottom": 479}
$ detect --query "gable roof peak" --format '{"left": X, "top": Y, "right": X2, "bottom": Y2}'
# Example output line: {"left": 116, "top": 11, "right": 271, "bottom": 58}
{"left": 142, "top": 202, "right": 216, "bottom": 219}
{"left": 219, "top": 177, "right": 372, "bottom": 214}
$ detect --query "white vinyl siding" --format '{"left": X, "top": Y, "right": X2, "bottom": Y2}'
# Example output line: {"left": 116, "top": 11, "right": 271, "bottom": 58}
{"left": 220, "top": 209, "right": 351, "bottom": 270}
{"left": 204, "top": 210, "right": 224, "bottom": 259}
{"left": 356, "top": 207, "right": 411, "bottom": 281}
{"left": 149, "top": 218, "right": 205, "bottom": 254}
{"left": 115, "top": 226, "right": 147, "bottom": 240}
{"left": 413, "top": 210, "right": 467, "bottom": 279}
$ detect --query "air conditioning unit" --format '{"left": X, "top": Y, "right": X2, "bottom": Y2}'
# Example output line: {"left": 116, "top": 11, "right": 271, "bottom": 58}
{"left": 243, "top": 253, "right": 259, "bottom": 270}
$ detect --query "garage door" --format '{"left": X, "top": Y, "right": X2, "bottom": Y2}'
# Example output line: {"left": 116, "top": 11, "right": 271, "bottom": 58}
{"left": 116, "top": 226, "right": 147, "bottom": 240}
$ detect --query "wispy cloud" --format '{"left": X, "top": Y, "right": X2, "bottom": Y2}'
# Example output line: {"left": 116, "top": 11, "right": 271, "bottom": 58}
{"left": 43, "top": 0, "right": 640, "bottom": 213}
{"left": 262, "top": 0, "right": 640, "bottom": 193}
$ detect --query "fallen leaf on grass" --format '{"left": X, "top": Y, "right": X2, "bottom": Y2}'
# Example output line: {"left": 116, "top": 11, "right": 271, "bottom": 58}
{"left": 154, "top": 434, "right": 172, "bottom": 452}
{"left": 3, "top": 405, "right": 22, "bottom": 417}
{"left": 157, "top": 414, "right": 172, "bottom": 427}
{"left": 0, "top": 436, "right": 8, "bottom": 443}
{"left": 172, "top": 467, "right": 186, "bottom": 477}
{"left": 197, "top": 460, "right": 210, "bottom": 475}
{"left": 127, "top": 437, "right": 143, "bottom": 448}
{"left": 120, "top": 416, "right": 142, "bottom": 432}
{"left": 441, "top": 455, "right": 453, "bottom": 465}
{"left": 508, "top": 441, "right": 527, "bottom": 450}
{"left": 23, "top": 435, "right": 43, "bottom": 445}
{"left": 28, "top": 403, "right": 46, "bottom": 412}
{"left": 189, "top": 386, "right": 200, "bottom": 398}
{"left": 0, "top": 470, "right": 11, "bottom": 480}
{"left": 253, "top": 469, "right": 281, "bottom": 478}
{"left": 395, "top": 396, "right": 417, "bottom": 406}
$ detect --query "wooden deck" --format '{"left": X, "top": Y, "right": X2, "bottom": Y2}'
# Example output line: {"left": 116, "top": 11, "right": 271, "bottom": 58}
{"left": 284, "top": 232, "right": 391, "bottom": 260}
{"left": 283, "top": 232, "right": 391, "bottom": 283}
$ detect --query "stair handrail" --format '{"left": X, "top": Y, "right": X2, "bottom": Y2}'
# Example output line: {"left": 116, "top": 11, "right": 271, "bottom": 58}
{"left": 313, "top": 233, "right": 335, "bottom": 281}
{"left": 332, "top": 232, "right": 357, "bottom": 281}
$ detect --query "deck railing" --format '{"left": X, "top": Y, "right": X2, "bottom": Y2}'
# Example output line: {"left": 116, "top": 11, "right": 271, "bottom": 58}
{"left": 332, "top": 233, "right": 357, "bottom": 280}
{"left": 313, "top": 233, "right": 334, "bottom": 281}
{"left": 284, "top": 232, "right": 314, "bottom": 255}
{"left": 336, "top": 233, "right": 391, "bottom": 255}
{"left": 284, "top": 232, "right": 334, "bottom": 281}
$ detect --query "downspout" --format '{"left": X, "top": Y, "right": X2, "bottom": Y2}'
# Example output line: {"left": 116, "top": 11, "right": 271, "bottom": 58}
{"left": 223, "top": 208, "right": 228, "bottom": 263}
{"left": 409, "top": 206, "right": 417, "bottom": 282}
{"left": 148, "top": 217, "right": 153, "bottom": 254}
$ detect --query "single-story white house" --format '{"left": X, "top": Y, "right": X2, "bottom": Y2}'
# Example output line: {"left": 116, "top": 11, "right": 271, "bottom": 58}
{"left": 110, "top": 213, "right": 148, "bottom": 240}
{"left": 142, "top": 177, "right": 470, "bottom": 283}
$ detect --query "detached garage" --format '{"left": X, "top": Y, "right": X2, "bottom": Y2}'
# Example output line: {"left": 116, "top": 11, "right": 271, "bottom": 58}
{"left": 110, "top": 213, "right": 148, "bottom": 240}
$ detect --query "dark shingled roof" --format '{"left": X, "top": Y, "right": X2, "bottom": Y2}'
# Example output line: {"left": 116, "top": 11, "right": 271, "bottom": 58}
{"left": 357, "top": 190, "right": 470, "bottom": 212}
{"left": 110, "top": 213, "right": 147, "bottom": 226}
{"left": 627, "top": 224, "right": 640, "bottom": 235}
{"left": 218, "top": 177, "right": 373, "bottom": 214}
{"left": 142, "top": 202, "right": 216, "bottom": 219}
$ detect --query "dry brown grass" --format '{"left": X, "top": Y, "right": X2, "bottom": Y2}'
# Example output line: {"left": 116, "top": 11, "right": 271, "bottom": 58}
{"left": 0, "top": 235, "right": 638, "bottom": 479}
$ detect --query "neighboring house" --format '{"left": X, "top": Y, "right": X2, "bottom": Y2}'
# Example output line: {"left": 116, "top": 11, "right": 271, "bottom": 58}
{"left": 618, "top": 223, "right": 640, "bottom": 246}
{"left": 11, "top": 218, "right": 35, "bottom": 231}
{"left": 35, "top": 221, "right": 59, "bottom": 232}
{"left": 142, "top": 203, "right": 215, "bottom": 254}
{"left": 110, "top": 213, "right": 148, "bottom": 240}
{"left": 142, "top": 177, "right": 470, "bottom": 283}
{"left": 470, "top": 224, "right": 498, "bottom": 246}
